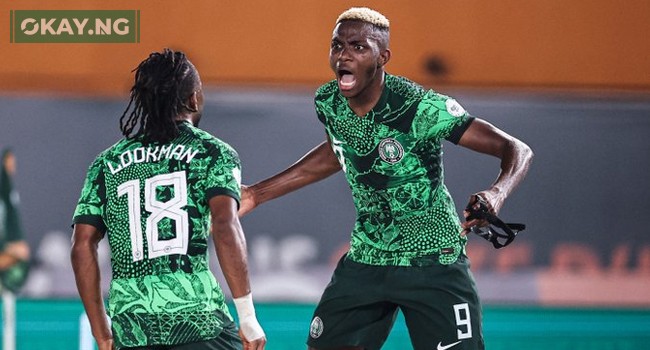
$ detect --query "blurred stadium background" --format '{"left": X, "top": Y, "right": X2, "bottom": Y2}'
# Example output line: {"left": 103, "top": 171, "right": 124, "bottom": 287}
{"left": 1, "top": 1, "right": 650, "bottom": 349}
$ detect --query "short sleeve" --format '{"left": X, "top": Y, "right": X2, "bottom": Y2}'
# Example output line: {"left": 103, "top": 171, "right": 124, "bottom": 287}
{"left": 316, "top": 108, "right": 327, "bottom": 125}
{"left": 204, "top": 143, "right": 242, "bottom": 207}
{"left": 415, "top": 92, "right": 475, "bottom": 144}
{"left": 315, "top": 95, "right": 328, "bottom": 125}
{"left": 72, "top": 156, "right": 107, "bottom": 233}
{"left": 314, "top": 81, "right": 340, "bottom": 125}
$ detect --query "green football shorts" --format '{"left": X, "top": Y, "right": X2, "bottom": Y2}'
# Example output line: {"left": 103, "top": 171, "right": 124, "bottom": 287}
{"left": 307, "top": 254, "right": 484, "bottom": 350}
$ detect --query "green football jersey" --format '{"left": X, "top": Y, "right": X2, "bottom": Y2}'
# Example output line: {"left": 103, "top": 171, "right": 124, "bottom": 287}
{"left": 73, "top": 121, "right": 241, "bottom": 348}
{"left": 315, "top": 74, "right": 474, "bottom": 266}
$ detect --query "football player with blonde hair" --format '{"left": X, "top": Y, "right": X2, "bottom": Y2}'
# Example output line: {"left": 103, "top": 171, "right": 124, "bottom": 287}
{"left": 241, "top": 7, "right": 533, "bottom": 350}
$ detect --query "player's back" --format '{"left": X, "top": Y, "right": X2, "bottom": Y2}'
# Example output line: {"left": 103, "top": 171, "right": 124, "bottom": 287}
{"left": 100, "top": 120, "right": 239, "bottom": 274}
{"left": 84, "top": 120, "right": 241, "bottom": 347}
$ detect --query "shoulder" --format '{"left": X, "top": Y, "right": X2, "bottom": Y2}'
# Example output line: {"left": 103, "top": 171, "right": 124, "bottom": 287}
{"left": 182, "top": 123, "right": 219, "bottom": 147}
{"left": 187, "top": 125, "right": 240, "bottom": 161}
{"left": 384, "top": 74, "right": 462, "bottom": 110}
{"left": 421, "top": 89, "right": 454, "bottom": 104}
{"left": 101, "top": 136, "right": 141, "bottom": 157}
{"left": 384, "top": 74, "right": 428, "bottom": 100}
{"left": 213, "top": 139, "right": 239, "bottom": 162}
{"left": 314, "top": 80, "right": 342, "bottom": 122}
{"left": 420, "top": 90, "right": 469, "bottom": 118}
{"left": 315, "top": 80, "right": 339, "bottom": 100}
{"left": 90, "top": 139, "right": 128, "bottom": 167}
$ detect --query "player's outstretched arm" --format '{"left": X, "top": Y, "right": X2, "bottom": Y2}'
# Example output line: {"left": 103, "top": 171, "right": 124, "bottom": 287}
{"left": 457, "top": 118, "right": 534, "bottom": 230}
{"left": 210, "top": 195, "right": 266, "bottom": 349}
{"left": 239, "top": 138, "right": 341, "bottom": 217}
{"left": 71, "top": 224, "right": 115, "bottom": 350}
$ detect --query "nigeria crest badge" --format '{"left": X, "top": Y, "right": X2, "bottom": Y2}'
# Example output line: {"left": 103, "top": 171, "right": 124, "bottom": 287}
{"left": 378, "top": 138, "right": 404, "bottom": 164}
{"left": 310, "top": 316, "right": 324, "bottom": 338}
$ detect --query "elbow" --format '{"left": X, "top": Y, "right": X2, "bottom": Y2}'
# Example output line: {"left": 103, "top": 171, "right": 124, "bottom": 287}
{"left": 212, "top": 215, "right": 238, "bottom": 231}
{"left": 314, "top": 163, "right": 341, "bottom": 179}
{"left": 212, "top": 217, "right": 240, "bottom": 242}
{"left": 70, "top": 241, "right": 83, "bottom": 265}
{"left": 501, "top": 138, "right": 533, "bottom": 170}
{"left": 303, "top": 159, "right": 341, "bottom": 180}
{"left": 70, "top": 239, "right": 94, "bottom": 266}
{"left": 521, "top": 141, "right": 534, "bottom": 167}
{"left": 514, "top": 140, "right": 534, "bottom": 175}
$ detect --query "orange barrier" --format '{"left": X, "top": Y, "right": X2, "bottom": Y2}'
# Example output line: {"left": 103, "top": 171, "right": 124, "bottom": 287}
{"left": 1, "top": 0, "right": 649, "bottom": 95}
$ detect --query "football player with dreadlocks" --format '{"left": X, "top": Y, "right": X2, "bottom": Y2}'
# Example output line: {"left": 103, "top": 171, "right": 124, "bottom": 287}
{"left": 71, "top": 49, "right": 266, "bottom": 350}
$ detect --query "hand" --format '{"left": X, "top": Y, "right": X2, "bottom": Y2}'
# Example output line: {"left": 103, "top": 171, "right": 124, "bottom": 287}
{"left": 233, "top": 293, "right": 265, "bottom": 349}
{"left": 461, "top": 193, "right": 496, "bottom": 236}
{"left": 96, "top": 337, "right": 115, "bottom": 350}
{"left": 238, "top": 185, "right": 258, "bottom": 217}
{"left": 239, "top": 328, "right": 266, "bottom": 350}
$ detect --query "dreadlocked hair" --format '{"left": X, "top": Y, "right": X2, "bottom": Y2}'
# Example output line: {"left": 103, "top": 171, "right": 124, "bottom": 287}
{"left": 120, "top": 48, "right": 200, "bottom": 145}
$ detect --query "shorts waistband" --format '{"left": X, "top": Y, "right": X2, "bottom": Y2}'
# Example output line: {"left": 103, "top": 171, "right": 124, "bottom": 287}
{"left": 345, "top": 246, "right": 462, "bottom": 267}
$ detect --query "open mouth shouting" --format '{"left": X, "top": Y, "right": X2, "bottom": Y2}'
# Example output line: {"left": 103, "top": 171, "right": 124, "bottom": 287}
{"left": 337, "top": 69, "right": 356, "bottom": 92}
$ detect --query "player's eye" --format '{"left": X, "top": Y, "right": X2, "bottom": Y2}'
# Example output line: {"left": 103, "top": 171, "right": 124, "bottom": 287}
{"left": 331, "top": 42, "right": 342, "bottom": 50}
{"left": 354, "top": 44, "right": 365, "bottom": 51}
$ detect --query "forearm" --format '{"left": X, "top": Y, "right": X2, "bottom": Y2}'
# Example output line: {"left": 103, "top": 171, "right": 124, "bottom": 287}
{"left": 210, "top": 196, "right": 265, "bottom": 344}
{"left": 487, "top": 138, "right": 534, "bottom": 209}
{"left": 71, "top": 241, "right": 111, "bottom": 341}
{"left": 215, "top": 225, "right": 266, "bottom": 344}
{"left": 251, "top": 141, "right": 340, "bottom": 206}
{"left": 213, "top": 219, "right": 251, "bottom": 298}
{"left": 458, "top": 119, "right": 534, "bottom": 212}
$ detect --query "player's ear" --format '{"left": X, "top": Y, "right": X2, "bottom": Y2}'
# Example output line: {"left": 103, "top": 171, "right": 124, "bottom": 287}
{"left": 187, "top": 91, "right": 199, "bottom": 113}
{"left": 378, "top": 49, "right": 391, "bottom": 68}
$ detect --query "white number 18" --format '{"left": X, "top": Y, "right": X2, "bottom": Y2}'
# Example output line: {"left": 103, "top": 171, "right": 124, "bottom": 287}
{"left": 117, "top": 170, "right": 189, "bottom": 261}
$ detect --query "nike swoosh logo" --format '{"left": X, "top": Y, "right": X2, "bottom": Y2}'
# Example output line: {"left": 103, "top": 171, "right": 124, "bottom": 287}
{"left": 437, "top": 340, "right": 462, "bottom": 350}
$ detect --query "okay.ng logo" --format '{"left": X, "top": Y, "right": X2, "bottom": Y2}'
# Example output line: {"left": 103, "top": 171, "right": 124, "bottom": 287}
{"left": 9, "top": 10, "right": 140, "bottom": 43}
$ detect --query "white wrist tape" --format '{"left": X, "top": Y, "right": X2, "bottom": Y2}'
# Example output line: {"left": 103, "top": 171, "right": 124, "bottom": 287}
{"left": 233, "top": 293, "right": 265, "bottom": 341}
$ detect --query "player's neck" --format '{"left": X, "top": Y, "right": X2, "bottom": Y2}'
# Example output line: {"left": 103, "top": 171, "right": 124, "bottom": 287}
{"left": 174, "top": 113, "right": 198, "bottom": 126}
{"left": 347, "top": 72, "right": 385, "bottom": 117}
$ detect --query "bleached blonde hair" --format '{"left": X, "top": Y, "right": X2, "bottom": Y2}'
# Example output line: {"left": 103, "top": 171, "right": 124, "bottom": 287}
{"left": 336, "top": 7, "right": 389, "bottom": 29}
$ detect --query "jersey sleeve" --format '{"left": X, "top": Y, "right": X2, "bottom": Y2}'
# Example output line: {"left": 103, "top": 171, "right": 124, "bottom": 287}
{"left": 204, "top": 143, "right": 242, "bottom": 206}
{"left": 417, "top": 91, "right": 475, "bottom": 144}
{"left": 315, "top": 105, "right": 327, "bottom": 125}
{"left": 314, "top": 81, "right": 340, "bottom": 125}
{"left": 72, "top": 156, "right": 107, "bottom": 233}
{"left": 314, "top": 94, "right": 328, "bottom": 125}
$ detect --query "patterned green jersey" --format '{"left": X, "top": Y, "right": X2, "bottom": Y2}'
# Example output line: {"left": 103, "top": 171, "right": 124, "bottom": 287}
{"left": 315, "top": 74, "right": 474, "bottom": 266}
{"left": 73, "top": 121, "right": 241, "bottom": 349}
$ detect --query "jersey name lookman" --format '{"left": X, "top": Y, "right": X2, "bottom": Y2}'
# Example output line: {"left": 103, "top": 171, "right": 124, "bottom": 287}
{"left": 73, "top": 121, "right": 241, "bottom": 348}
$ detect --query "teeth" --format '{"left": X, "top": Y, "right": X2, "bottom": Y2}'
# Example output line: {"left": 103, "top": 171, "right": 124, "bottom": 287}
{"left": 339, "top": 73, "right": 355, "bottom": 90}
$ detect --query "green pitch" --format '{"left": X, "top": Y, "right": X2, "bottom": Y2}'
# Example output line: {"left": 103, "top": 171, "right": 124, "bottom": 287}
{"left": 1, "top": 300, "right": 649, "bottom": 349}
